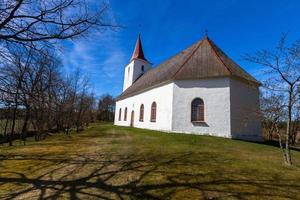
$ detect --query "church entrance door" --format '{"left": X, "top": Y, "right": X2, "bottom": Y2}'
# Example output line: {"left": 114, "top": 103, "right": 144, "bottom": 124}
{"left": 130, "top": 111, "right": 134, "bottom": 127}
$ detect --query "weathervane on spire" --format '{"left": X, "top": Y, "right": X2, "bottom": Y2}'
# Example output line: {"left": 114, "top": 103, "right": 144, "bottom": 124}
{"left": 204, "top": 29, "right": 208, "bottom": 37}
{"left": 138, "top": 24, "right": 142, "bottom": 35}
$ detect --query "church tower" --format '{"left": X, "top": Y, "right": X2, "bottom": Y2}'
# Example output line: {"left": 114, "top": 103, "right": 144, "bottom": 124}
{"left": 123, "top": 34, "right": 151, "bottom": 91}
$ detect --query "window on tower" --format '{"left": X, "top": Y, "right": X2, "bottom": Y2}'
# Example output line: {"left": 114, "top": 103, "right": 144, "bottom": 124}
{"left": 127, "top": 67, "right": 130, "bottom": 80}
{"left": 141, "top": 65, "right": 144, "bottom": 72}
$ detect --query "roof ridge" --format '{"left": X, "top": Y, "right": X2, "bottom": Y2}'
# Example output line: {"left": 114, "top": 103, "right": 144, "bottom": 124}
{"left": 172, "top": 38, "right": 205, "bottom": 79}
{"left": 206, "top": 37, "right": 232, "bottom": 75}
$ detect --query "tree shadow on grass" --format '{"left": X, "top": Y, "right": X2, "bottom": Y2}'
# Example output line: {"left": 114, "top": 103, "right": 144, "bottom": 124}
{"left": 0, "top": 152, "right": 300, "bottom": 200}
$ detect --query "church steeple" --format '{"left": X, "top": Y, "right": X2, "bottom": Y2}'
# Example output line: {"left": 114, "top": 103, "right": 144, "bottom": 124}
{"left": 123, "top": 34, "right": 152, "bottom": 92}
{"left": 130, "top": 34, "right": 147, "bottom": 62}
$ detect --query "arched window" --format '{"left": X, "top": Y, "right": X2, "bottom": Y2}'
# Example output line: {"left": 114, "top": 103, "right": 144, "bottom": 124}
{"left": 191, "top": 98, "right": 204, "bottom": 122}
{"left": 118, "top": 108, "right": 122, "bottom": 121}
{"left": 139, "top": 104, "right": 144, "bottom": 122}
{"left": 150, "top": 102, "right": 157, "bottom": 122}
{"left": 124, "top": 107, "right": 127, "bottom": 121}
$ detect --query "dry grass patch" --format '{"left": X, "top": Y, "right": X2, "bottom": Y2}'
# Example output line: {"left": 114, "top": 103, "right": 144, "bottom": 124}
{"left": 0, "top": 123, "right": 300, "bottom": 199}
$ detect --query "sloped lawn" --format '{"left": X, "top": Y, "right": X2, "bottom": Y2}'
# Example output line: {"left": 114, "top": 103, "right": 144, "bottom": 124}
{"left": 0, "top": 123, "right": 300, "bottom": 199}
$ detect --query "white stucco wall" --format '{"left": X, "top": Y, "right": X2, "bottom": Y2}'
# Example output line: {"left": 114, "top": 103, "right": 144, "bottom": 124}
{"left": 171, "top": 78, "right": 232, "bottom": 138}
{"left": 115, "top": 82, "right": 174, "bottom": 131}
{"left": 115, "top": 77, "right": 262, "bottom": 142}
{"left": 229, "top": 79, "right": 262, "bottom": 141}
{"left": 123, "top": 59, "right": 152, "bottom": 91}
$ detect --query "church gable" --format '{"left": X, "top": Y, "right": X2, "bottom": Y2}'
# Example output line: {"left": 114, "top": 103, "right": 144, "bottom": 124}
{"left": 173, "top": 38, "right": 231, "bottom": 80}
{"left": 207, "top": 38, "right": 260, "bottom": 85}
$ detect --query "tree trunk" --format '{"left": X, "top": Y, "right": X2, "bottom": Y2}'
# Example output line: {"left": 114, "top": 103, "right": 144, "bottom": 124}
{"left": 268, "top": 123, "right": 276, "bottom": 141}
{"left": 21, "top": 106, "right": 30, "bottom": 145}
{"left": 277, "top": 132, "right": 287, "bottom": 162}
{"left": 3, "top": 111, "right": 10, "bottom": 143}
{"left": 9, "top": 102, "right": 18, "bottom": 146}
{"left": 284, "top": 87, "right": 293, "bottom": 165}
{"left": 290, "top": 122, "right": 299, "bottom": 145}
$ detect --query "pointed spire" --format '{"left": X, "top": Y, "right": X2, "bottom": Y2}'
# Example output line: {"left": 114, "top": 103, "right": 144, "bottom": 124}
{"left": 130, "top": 34, "right": 147, "bottom": 62}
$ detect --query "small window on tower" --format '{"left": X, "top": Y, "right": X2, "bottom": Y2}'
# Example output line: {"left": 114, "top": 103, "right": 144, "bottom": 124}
{"left": 141, "top": 65, "right": 144, "bottom": 72}
{"left": 127, "top": 67, "right": 130, "bottom": 80}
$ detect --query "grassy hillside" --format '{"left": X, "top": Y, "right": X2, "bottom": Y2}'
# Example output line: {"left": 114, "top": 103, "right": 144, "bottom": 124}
{"left": 0, "top": 123, "right": 300, "bottom": 199}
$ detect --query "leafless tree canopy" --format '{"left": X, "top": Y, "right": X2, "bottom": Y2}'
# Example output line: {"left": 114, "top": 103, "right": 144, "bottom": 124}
{"left": 97, "top": 94, "right": 115, "bottom": 122}
{"left": 0, "top": 47, "right": 96, "bottom": 145}
{"left": 0, "top": 0, "right": 115, "bottom": 145}
{"left": 0, "top": 0, "right": 112, "bottom": 43}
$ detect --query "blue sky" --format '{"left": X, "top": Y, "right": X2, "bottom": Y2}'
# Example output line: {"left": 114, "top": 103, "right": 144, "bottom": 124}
{"left": 61, "top": 0, "right": 300, "bottom": 98}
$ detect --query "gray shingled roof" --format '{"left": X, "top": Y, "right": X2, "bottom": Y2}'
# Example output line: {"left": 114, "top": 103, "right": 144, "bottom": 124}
{"left": 117, "top": 37, "right": 260, "bottom": 100}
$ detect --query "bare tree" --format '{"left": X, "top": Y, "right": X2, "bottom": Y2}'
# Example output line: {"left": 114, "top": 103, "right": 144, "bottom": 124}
{"left": 97, "top": 94, "right": 115, "bottom": 122}
{"left": 73, "top": 73, "right": 95, "bottom": 132}
{"left": 291, "top": 98, "right": 300, "bottom": 144}
{"left": 24, "top": 48, "right": 62, "bottom": 141}
{"left": 0, "top": 0, "right": 112, "bottom": 145}
{"left": 260, "top": 93, "right": 289, "bottom": 159}
{"left": 244, "top": 34, "right": 300, "bottom": 165}
{"left": 75, "top": 93, "right": 95, "bottom": 132}
{"left": 0, "top": 48, "right": 33, "bottom": 145}
{"left": 0, "top": 46, "right": 96, "bottom": 144}
{"left": 0, "top": 0, "right": 113, "bottom": 43}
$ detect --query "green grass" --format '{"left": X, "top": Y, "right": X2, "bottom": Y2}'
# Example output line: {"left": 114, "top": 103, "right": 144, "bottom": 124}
{"left": 0, "top": 123, "right": 300, "bottom": 199}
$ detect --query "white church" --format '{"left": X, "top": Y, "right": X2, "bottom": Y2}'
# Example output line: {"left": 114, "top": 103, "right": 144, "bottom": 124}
{"left": 114, "top": 35, "right": 262, "bottom": 141}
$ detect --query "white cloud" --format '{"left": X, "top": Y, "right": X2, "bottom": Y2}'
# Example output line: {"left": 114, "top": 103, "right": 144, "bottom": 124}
{"left": 61, "top": 29, "right": 127, "bottom": 96}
